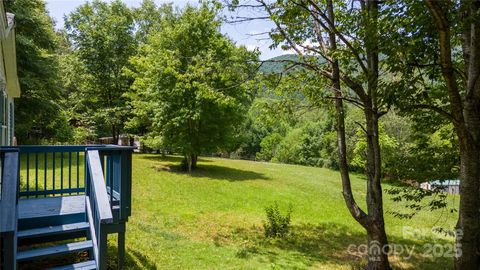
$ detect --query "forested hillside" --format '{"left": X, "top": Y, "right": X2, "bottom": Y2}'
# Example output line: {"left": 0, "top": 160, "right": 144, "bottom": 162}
{"left": 259, "top": 54, "right": 300, "bottom": 74}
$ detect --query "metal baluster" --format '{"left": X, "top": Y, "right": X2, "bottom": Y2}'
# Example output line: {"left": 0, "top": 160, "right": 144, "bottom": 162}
{"left": 26, "top": 153, "right": 30, "bottom": 199}
{"left": 77, "top": 151, "right": 80, "bottom": 194}
{"left": 52, "top": 152, "right": 56, "bottom": 196}
{"left": 85, "top": 152, "right": 89, "bottom": 195}
{"left": 35, "top": 153, "right": 38, "bottom": 198}
{"left": 61, "top": 152, "right": 64, "bottom": 194}
{"left": 44, "top": 152, "right": 47, "bottom": 197}
{"left": 69, "top": 152, "right": 72, "bottom": 195}
{"left": 110, "top": 156, "right": 113, "bottom": 207}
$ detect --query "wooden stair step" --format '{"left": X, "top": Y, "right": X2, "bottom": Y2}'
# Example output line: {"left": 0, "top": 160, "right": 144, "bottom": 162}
{"left": 48, "top": 260, "right": 97, "bottom": 270}
{"left": 18, "top": 222, "right": 90, "bottom": 239}
{"left": 19, "top": 196, "right": 86, "bottom": 220}
{"left": 17, "top": 240, "right": 93, "bottom": 262}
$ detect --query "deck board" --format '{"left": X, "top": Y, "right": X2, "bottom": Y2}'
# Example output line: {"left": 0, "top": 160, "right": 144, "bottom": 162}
{"left": 19, "top": 195, "right": 86, "bottom": 220}
{"left": 17, "top": 240, "right": 93, "bottom": 261}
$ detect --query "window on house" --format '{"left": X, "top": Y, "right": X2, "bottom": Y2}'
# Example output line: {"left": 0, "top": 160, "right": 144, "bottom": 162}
{"left": 0, "top": 90, "right": 8, "bottom": 146}
{"left": 9, "top": 101, "right": 13, "bottom": 145}
{"left": 0, "top": 90, "right": 4, "bottom": 145}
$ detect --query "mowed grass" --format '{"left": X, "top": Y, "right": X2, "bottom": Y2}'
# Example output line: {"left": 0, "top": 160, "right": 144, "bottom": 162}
{"left": 104, "top": 154, "right": 457, "bottom": 270}
{"left": 18, "top": 152, "right": 85, "bottom": 193}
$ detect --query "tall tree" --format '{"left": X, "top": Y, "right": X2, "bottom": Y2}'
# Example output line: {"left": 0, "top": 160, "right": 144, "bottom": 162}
{"left": 128, "top": 4, "right": 258, "bottom": 171}
{"left": 65, "top": 0, "right": 136, "bottom": 142}
{"left": 229, "top": 0, "right": 392, "bottom": 268}
{"left": 5, "top": 0, "right": 72, "bottom": 144}
{"left": 133, "top": 0, "right": 175, "bottom": 44}
{"left": 384, "top": 0, "right": 480, "bottom": 268}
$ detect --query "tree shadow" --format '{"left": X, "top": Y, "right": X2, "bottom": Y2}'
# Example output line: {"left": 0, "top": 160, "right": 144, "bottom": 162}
{"left": 184, "top": 164, "right": 270, "bottom": 181}
{"left": 142, "top": 155, "right": 270, "bottom": 181}
{"left": 107, "top": 242, "right": 157, "bottom": 269}
{"left": 226, "top": 222, "right": 453, "bottom": 269}
{"left": 141, "top": 154, "right": 212, "bottom": 163}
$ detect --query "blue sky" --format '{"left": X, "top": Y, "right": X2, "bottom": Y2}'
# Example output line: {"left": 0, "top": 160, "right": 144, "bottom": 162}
{"left": 44, "top": 0, "right": 286, "bottom": 60}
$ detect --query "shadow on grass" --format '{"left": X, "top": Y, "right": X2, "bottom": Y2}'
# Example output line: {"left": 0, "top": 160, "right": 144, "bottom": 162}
{"left": 141, "top": 154, "right": 212, "bottom": 163}
{"left": 107, "top": 242, "right": 157, "bottom": 269}
{"left": 225, "top": 222, "right": 452, "bottom": 270}
{"left": 142, "top": 155, "right": 270, "bottom": 182}
{"left": 185, "top": 165, "right": 270, "bottom": 181}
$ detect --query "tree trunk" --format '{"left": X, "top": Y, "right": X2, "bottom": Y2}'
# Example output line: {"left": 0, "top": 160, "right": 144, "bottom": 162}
{"left": 364, "top": 1, "right": 390, "bottom": 268}
{"left": 326, "top": 0, "right": 369, "bottom": 230}
{"left": 112, "top": 125, "right": 118, "bottom": 145}
{"left": 455, "top": 101, "right": 480, "bottom": 270}
{"left": 425, "top": 1, "right": 480, "bottom": 268}
{"left": 191, "top": 154, "right": 198, "bottom": 169}
{"left": 366, "top": 223, "right": 390, "bottom": 270}
{"left": 456, "top": 1, "right": 480, "bottom": 267}
{"left": 364, "top": 106, "right": 391, "bottom": 270}
{"left": 327, "top": 0, "right": 390, "bottom": 269}
{"left": 185, "top": 154, "right": 198, "bottom": 173}
{"left": 186, "top": 155, "right": 192, "bottom": 172}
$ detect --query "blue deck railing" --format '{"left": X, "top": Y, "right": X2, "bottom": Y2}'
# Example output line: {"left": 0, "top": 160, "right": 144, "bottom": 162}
{"left": 16, "top": 145, "right": 133, "bottom": 222}
{"left": 0, "top": 145, "right": 133, "bottom": 269}
{"left": 18, "top": 146, "right": 88, "bottom": 198}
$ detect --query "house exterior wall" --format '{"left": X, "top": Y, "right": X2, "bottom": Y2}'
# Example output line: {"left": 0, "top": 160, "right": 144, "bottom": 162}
{"left": 420, "top": 181, "right": 460, "bottom": 195}
{"left": 0, "top": 2, "right": 20, "bottom": 146}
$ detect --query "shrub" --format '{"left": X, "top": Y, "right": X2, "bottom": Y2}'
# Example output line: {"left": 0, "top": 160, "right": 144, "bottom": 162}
{"left": 72, "top": 127, "right": 91, "bottom": 144}
{"left": 263, "top": 202, "right": 292, "bottom": 238}
{"left": 256, "top": 133, "right": 283, "bottom": 161}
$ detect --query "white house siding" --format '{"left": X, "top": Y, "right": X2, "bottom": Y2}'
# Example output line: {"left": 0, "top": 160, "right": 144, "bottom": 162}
{"left": 420, "top": 180, "right": 460, "bottom": 195}
{"left": 0, "top": 2, "right": 20, "bottom": 146}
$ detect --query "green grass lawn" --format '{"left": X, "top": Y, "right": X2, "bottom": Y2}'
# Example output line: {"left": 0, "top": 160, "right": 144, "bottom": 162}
{"left": 104, "top": 154, "right": 457, "bottom": 269}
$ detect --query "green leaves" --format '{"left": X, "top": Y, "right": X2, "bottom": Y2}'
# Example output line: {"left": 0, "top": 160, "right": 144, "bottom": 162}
{"left": 128, "top": 3, "right": 259, "bottom": 158}
{"left": 64, "top": 0, "right": 136, "bottom": 138}
{"left": 5, "top": 0, "right": 72, "bottom": 144}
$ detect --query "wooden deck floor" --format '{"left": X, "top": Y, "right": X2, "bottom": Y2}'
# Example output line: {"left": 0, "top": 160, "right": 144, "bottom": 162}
{"left": 19, "top": 195, "right": 85, "bottom": 220}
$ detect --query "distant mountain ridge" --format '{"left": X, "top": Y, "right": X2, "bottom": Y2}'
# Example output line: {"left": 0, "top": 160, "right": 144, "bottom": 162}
{"left": 259, "top": 54, "right": 301, "bottom": 74}
{"left": 259, "top": 54, "right": 327, "bottom": 74}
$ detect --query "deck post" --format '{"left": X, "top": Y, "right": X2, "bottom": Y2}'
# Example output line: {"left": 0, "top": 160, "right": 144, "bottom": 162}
{"left": 2, "top": 231, "right": 17, "bottom": 270}
{"left": 98, "top": 228, "right": 108, "bottom": 270}
{"left": 118, "top": 230, "right": 125, "bottom": 270}
{"left": 1, "top": 150, "right": 19, "bottom": 270}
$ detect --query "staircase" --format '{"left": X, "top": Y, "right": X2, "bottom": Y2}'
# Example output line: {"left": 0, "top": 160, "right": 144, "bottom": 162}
{"left": 16, "top": 196, "right": 97, "bottom": 270}
{"left": 0, "top": 146, "right": 133, "bottom": 270}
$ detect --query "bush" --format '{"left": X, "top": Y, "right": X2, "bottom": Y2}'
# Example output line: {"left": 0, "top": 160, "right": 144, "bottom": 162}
{"left": 263, "top": 202, "right": 292, "bottom": 238}
{"left": 256, "top": 133, "right": 283, "bottom": 161}
{"left": 72, "top": 127, "right": 91, "bottom": 144}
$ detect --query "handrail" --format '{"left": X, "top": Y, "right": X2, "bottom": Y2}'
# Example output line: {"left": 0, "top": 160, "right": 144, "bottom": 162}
{"left": 85, "top": 150, "right": 113, "bottom": 270}
{"left": 0, "top": 149, "right": 19, "bottom": 270}
{"left": 95, "top": 147, "right": 133, "bottom": 222}
{"left": 85, "top": 198, "right": 101, "bottom": 269}
{"left": 17, "top": 145, "right": 104, "bottom": 153}
{"left": 86, "top": 150, "right": 113, "bottom": 224}
{"left": 15, "top": 144, "right": 134, "bottom": 153}
{"left": 0, "top": 150, "right": 19, "bottom": 233}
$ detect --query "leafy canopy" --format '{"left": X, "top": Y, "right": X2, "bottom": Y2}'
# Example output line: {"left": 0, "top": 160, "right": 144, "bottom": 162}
{"left": 64, "top": 0, "right": 136, "bottom": 139}
{"left": 5, "top": 0, "right": 72, "bottom": 143}
{"left": 128, "top": 4, "right": 259, "bottom": 160}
